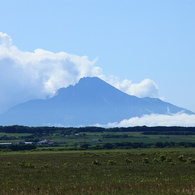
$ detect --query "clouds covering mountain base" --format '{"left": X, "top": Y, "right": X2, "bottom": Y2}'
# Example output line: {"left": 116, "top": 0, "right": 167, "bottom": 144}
{"left": 104, "top": 113, "right": 195, "bottom": 127}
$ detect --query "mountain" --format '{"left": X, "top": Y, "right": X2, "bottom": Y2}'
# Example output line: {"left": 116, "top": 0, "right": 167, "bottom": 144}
{"left": 0, "top": 77, "right": 194, "bottom": 126}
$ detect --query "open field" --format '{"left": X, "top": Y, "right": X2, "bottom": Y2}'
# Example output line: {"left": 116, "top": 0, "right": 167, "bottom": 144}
{"left": 0, "top": 148, "right": 195, "bottom": 195}
{"left": 0, "top": 126, "right": 194, "bottom": 194}
{"left": 0, "top": 126, "right": 195, "bottom": 150}
{"left": 42, "top": 132, "right": 195, "bottom": 144}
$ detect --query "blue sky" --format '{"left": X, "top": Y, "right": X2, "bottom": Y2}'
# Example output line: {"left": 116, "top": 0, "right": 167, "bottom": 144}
{"left": 0, "top": 0, "right": 195, "bottom": 118}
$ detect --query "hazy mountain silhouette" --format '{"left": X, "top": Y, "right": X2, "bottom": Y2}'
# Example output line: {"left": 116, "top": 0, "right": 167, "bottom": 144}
{"left": 0, "top": 77, "right": 194, "bottom": 126}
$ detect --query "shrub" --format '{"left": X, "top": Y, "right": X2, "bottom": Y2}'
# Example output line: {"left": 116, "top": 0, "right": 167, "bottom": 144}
{"left": 187, "top": 157, "right": 195, "bottom": 164}
{"left": 5, "top": 162, "right": 11, "bottom": 166}
{"left": 107, "top": 160, "right": 117, "bottom": 165}
{"left": 153, "top": 158, "right": 159, "bottom": 163}
{"left": 190, "top": 158, "right": 195, "bottom": 164}
{"left": 125, "top": 158, "right": 133, "bottom": 163}
{"left": 42, "top": 163, "right": 50, "bottom": 168}
{"left": 92, "top": 160, "right": 101, "bottom": 165}
{"left": 142, "top": 158, "right": 149, "bottom": 164}
{"left": 178, "top": 155, "right": 186, "bottom": 162}
{"left": 165, "top": 157, "right": 172, "bottom": 162}
{"left": 63, "top": 162, "right": 69, "bottom": 167}
{"left": 159, "top": 154, "right": 166, "bottom": 162}
{"left": 19, "top": 161, "right": 35, "bottom": 168}
{"left": 170, "top": 161, "right": 176, "bottom": 165}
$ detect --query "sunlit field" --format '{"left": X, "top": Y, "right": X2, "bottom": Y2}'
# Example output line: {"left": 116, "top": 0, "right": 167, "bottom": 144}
{"left": 0, "top": 149, "right": 195, "bottom": 195}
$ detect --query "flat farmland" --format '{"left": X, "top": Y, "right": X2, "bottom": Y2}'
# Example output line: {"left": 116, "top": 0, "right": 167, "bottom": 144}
{"left": 0, "top": 149, "right": 195, "bottom": 195}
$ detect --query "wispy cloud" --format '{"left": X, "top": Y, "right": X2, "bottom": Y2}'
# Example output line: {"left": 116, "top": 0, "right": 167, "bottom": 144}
{"left": 105, "top": 113, "right": 195, "bottom": 127}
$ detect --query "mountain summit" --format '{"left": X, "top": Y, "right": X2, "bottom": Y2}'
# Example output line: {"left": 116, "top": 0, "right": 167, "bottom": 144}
{"left": 0, "top": 77, "right": 193, "bottom": 126}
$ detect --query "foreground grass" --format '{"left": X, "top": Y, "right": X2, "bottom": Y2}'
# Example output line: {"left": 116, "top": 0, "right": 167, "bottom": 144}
{"left": 0, "top": 149, "right": 195, "bottom": 195}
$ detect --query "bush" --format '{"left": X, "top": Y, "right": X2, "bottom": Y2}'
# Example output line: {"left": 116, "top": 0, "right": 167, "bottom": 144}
{"left": 142, "top": 157, "right": 149, "bottom": 164}
{"left": 125, "top": 158, "right": 133, "bottom": 163}
{"left": 159, "top": 154, "right": 166, "bottom": 162}
{"left": 92, "top": 160, "right": 101, "bottom": 165}
{"left": 107, "top": 160, "right": 117, "bottom": 165}
{"left": 178, "top": 155, "right": 186, "bottom": 162}
{"left": 187, "top": 157, "right": 195, "bottom": 164}
{"left": 9, "top": 144, "right": 37, "bottom": 151}
{"left": 19, "top": 161, "right": 35, "bottom": 168}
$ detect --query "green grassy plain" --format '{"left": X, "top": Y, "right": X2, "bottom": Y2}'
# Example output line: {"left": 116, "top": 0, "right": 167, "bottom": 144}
{"left": 33, "top": 131, "right": 195, "bottom": 147}
{"left": 0, "top": 133, "right": 32, "bottom": 137}
{"left": 0, "top": 149, "right": 195, "bottom": 195}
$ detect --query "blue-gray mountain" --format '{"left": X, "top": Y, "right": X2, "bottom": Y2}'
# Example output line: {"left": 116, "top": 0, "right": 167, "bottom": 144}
{"left": 0, "top": 77, "right": 194, "bottom": 126}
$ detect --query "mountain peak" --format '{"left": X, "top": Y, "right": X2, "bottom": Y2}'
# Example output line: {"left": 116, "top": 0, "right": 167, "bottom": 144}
{"left": 0, "top": 76, "right": 194, "bottom": 126}
{"left": 78, "top": 76, "right": 101, "bottom": 83}
{"left": 57, "top": 76, "right": 127, "bottom": 99}
{"left": 56, "top": 76, "right": 132, "bottom": 106}
{"left": 75, "top": 77, "right": 111, "bottom": 89}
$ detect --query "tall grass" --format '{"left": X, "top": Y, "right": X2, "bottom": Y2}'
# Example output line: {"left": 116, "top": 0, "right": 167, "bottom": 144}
{"left": 0, "top": 149, "right": 194, "bottom": 194}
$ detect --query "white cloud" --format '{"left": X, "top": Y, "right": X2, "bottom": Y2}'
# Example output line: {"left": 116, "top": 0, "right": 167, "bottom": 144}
{"left": 127, "top": 79, "right": 159, "bottom": 98}
{"left": 0, "top": 32, "right": 102, "bottom": 113}
{"left": 105, "top": 113, "right": 195, "bottom": 127}
{"left": 0, "top": 32, "right": 12, "bottom": 47}
{"left": 102, "top": 75, "right": 159, "bottom": 98}
{"left": 0, "top": 32, "right": 159, "bottom": 114}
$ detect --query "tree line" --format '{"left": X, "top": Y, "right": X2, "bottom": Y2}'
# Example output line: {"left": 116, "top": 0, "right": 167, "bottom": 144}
{"left": 0, "top": 125, "right": 195, "bottom": 135}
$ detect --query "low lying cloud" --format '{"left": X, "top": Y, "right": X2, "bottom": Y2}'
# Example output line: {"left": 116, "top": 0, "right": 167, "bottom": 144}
{"left": 105, "top": 113, "right": 195, "bottom": 127}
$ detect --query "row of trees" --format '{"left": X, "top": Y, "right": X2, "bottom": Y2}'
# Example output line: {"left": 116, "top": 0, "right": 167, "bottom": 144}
{"left": 0, "top": 125, "right": 195, "bottom": 134}
{"left": 1, "top": 141, "right": 194, "bottom": 151}
{"left": 90, "top": 141, "right": 195, "bottom": 150}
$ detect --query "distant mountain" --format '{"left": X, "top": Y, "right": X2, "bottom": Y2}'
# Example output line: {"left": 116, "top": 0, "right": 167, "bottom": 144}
{"left": 0, "top": 77, "right": 194, "bottom": 126}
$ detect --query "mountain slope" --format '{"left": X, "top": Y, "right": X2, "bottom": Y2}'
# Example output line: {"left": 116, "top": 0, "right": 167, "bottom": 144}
{"left": 0, "top": 77, "right": 193, "bottom": 126}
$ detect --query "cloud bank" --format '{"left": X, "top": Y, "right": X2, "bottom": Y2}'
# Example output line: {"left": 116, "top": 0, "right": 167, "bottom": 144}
{"left": 0, "top": 32, "right": 159, "bottom": 113}
{"left": 105, "top": 113, "right": 195, "bottom": 127}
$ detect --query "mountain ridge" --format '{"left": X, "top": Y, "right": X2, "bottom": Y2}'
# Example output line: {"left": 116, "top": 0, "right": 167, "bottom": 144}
{"left": 0, "top": 77, "right": 193, "bottom": 126}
